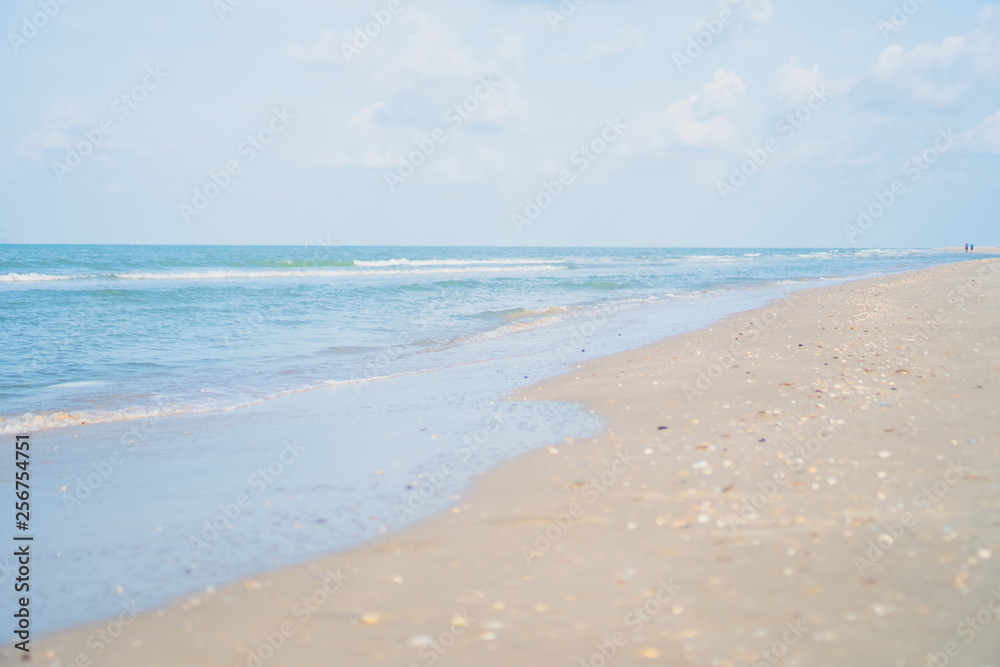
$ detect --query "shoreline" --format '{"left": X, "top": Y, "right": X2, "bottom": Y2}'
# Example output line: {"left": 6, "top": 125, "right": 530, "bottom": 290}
{"left": 11, "top": 280, "right": 811, "bottom": 638}
{"left": 11, "top": 258, "right": 1000, "bottom": 666}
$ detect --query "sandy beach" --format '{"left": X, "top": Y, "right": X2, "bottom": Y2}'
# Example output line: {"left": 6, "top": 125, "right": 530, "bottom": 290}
{"left": 11, "top": 258, "right": 1000, "bottom": 667}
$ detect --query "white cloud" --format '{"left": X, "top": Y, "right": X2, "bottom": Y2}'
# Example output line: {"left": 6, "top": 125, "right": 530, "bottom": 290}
{"left": 847, "top": 148, "right": 887, "bottom": 168}
{"left": 290, "top": 12, "right": 526, "bottom": 179}
{"left": 741, "top": 0, "right": 775, "bottom": 23}
{"left": 692, "top": 69, "right": 747, "bottom": 115}
{"left": 688, "top": 0, "right": 773, "bottom": 34}
{"left": 619, "top": 70, "right": 747, "bottom": 155}
{"left": 315, "top": 102, "right": 402, "bottom": 169}
{"left": 283, "top": 29, "right": 351, "bottom": 65}
{"left": 371, "top": 16, "right": 522, "bottom": 89}
{"left": 871, "top": 6, "right": 1000, "bottom": 104}
{"left": 477, "top": 76, "right": 530, "bottom": 123}
{"left": 286, "top": 13, "right": 524, "bottom": 91}
{"left": 774, "top": 58, "right": 840, "bottom": 107}
{"left": 314, "top": 74, "right": 522, "bottom": 178}
{"left": 15, "top": 104, "right": 96, "bottom": 161}
{"left": 585, "top": 27, "right": 646, "bottom": 60}
{"left": 433, "top": 145, "right": 508, "bottom": 184}
{"left": 967, "top": 111, "right": 1000, "bottom": 153}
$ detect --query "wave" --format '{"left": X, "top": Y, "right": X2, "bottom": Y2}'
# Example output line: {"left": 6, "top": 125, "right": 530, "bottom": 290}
{"left": 854, "top": 249, "right": 921, "bottom": 256}
{"left": 448, "top": 315, "right": 566, "bottom": 347}
{"left": 682, "top": 255, "right": 742, "bottom": 262}
{"left": 353, "top": 258, "right": 561, "bottom": 267}
{"left": 0, "top": 405, "right": 190, "bottom": 435}
{"left": 479, "top": 306, "right": 569, "bottom": 322}
{"left": 0, "top": 265, "right": 568, "bottom": 283}
{"left": 244, "top": 259, "right": 357, "bottom": 268}
{"left": 0, "top": 272, "right": 84, "bottom": 282}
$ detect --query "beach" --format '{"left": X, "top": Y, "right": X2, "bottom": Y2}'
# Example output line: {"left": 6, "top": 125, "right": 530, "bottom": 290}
{"left": 12, "top": 257, "right": 999, "bottom": 666}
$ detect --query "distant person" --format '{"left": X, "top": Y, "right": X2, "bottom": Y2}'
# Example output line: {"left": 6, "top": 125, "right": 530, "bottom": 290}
{"left": 971, "top": 244, "right": 974, "bottom": 251}
{"left": 965, "top": 243, "right": 969, "bottom": 251}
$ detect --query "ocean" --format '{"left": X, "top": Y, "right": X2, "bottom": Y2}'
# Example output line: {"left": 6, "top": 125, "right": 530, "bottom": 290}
{"left": 1, "top": 245, "right": 993, "bottom": 636}
{"left": 0, "top": 245, "right": 984, "bottom": 435}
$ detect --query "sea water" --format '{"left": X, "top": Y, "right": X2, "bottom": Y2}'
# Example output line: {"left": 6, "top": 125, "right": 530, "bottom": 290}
{"left": 0, "top": 245, "right": 991, "bottom": 636}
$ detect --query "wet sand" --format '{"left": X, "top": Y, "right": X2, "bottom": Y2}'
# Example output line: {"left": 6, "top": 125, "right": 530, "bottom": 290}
{"left": 12, "top": 259, "right": 1000, "bottom": 667}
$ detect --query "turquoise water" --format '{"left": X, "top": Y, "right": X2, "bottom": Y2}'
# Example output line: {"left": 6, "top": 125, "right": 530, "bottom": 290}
{"left": 0, "top": 245, "right": 991, "bottom": 433}
{"left": 3, "top": 245, "right": 996, "bottom": 636}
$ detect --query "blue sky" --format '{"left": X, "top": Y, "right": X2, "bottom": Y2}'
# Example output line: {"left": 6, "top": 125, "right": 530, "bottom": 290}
{"left": 1, "top": 0, "right": 997, "bottom": 247}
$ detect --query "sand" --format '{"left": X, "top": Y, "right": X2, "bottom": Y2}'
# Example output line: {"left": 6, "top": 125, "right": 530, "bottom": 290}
{"left": 938, "top": 246, "right": 1000, "bottom": 254}
{"left": 11, "top": 259, "right": 1000, "bottom": 667}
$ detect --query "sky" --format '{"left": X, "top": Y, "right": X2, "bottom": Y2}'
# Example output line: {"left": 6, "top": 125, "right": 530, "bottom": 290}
{"left": 1, "top": 0, "right": 998, "bottom": 247}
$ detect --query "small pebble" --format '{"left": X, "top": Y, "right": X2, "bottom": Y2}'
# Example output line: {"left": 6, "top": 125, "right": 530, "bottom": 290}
{"left": 408, "top": 635, "right": 434, "bottom": 647}
{"left": 872, "top": 603, "right": 895, "bottom": 617}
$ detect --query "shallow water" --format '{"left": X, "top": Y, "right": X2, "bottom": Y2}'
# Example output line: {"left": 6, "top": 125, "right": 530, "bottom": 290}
{"left": 2, "top": 245, "right": 995, "bottom": 637}
{"left": 1, "top": 245, "right": 987, "bottom": 434}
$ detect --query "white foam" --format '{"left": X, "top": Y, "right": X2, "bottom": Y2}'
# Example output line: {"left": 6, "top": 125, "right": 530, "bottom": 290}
{"left": 353, "top": 258, "right": 560, "bottom": 267}
{"left": 0, "top": 272, "right": 87, "bottom": 282}
{"left": 0, "top": 265, "right": 568, "bottom": 283}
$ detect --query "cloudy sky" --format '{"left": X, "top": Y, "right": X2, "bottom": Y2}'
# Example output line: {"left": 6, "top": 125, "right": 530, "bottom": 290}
{"left": 2, "top": 0, "right": 998, "bottom": 247}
